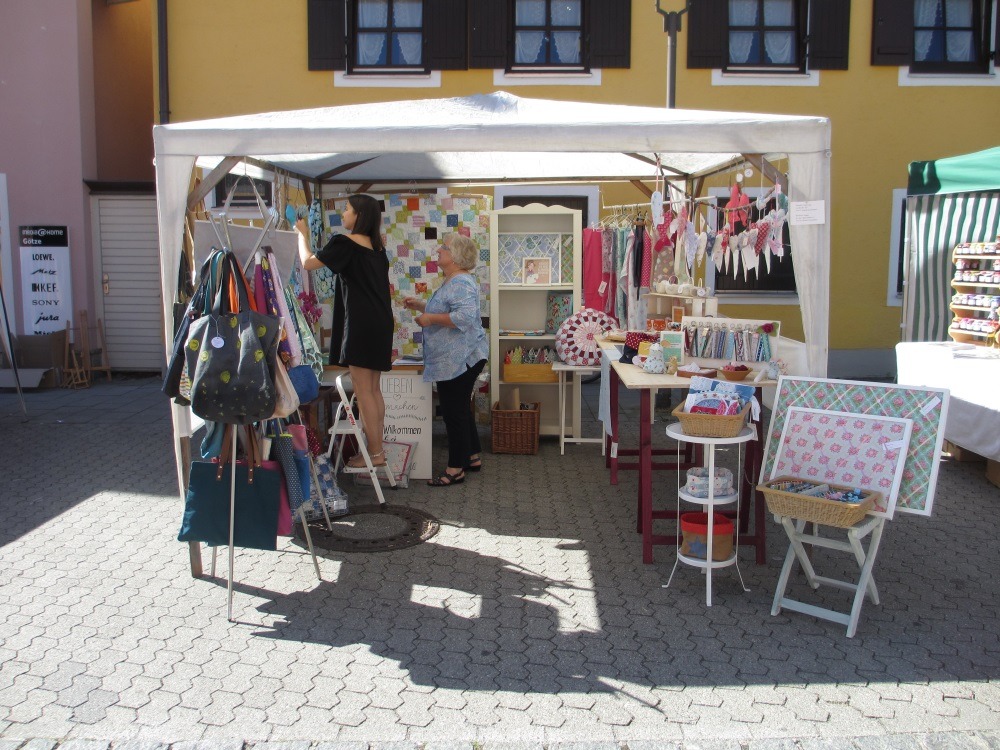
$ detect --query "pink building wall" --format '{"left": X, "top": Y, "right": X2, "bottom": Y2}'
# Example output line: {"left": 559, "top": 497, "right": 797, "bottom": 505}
{"left": 0, "top": 0, "right": 97, "bottom": 334}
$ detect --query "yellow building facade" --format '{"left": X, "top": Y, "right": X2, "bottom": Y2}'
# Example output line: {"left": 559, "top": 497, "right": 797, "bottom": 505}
{"left": 150, "top": 0, "right": 1000, "bottom": 375}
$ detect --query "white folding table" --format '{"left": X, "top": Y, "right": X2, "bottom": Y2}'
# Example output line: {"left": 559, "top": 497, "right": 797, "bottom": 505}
{"left": 552, "top": 361, "right": 604, "bottom": 455}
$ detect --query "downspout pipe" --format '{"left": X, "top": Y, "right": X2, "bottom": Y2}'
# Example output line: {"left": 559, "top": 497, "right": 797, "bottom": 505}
{"left": 157, "top": 0, "right": 170, "bottom": 124}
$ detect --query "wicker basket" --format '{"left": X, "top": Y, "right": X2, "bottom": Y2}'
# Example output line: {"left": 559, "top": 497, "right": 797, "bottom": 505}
{"left": 758, "top": 476, "right": 878, "bottom": 527}
{"left": 671, "top": 402, "right": 752, "bottom": 438}
{"left": 491, "top": 401, "right": 540, "bottom": 455}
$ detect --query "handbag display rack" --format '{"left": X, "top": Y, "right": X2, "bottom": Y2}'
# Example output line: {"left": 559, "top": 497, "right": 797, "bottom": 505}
{"left": 178, "top": 185, "right": 325, "bottom": 622}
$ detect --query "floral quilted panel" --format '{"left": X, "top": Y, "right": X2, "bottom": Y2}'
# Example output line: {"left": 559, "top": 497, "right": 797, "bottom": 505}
{"left": 762, "top": 377, "right": 949, "bottom": 517}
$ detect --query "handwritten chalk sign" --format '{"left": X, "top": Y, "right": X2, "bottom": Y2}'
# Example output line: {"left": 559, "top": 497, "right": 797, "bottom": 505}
{"left": 19, "top": 226, "right": 72, "bottom": 334}
{"left": 381, "top": 370, "right": 432, "bottom": 479}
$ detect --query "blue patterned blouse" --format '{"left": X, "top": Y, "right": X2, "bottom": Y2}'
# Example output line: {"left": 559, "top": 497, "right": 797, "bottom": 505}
{"left": 421, "top": 273, "right": 489, "bottom": 383}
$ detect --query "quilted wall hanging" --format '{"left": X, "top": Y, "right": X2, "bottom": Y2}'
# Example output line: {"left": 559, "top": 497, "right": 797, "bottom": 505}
{"left": 314, "top": 194, "right": 493, "bottom": 360}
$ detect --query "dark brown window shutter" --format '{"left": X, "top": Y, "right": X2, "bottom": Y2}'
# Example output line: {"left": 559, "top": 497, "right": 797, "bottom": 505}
{"left": 588, "top": 0, "right": 631, "bottom": 68}
{"left": 469, "top": 0, "right": 509, "bottom": 68}
{"left": 687, "top": 0, "right": 727, "bottom": 69}
{"left": 994, "top": 4, "right": 1000, "bottom": 65}
{"left": 807, "top": 0, "right": 850, "bottom": 70}
{"left": 308, "top": 0, "right": 346, "bottom": 71}
{"left": 426, "top": 0, "right": 468, "bottom": 69}
{"left": 871, "top": 0, "right": 912, "bottom": 66}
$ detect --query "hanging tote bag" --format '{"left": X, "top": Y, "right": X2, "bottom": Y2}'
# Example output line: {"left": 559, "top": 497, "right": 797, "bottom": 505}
{"left": 163, "top": 250, "right": 222, "bottom": 401}
{"left": 272, "top": 361, "right": 300, "bottom": 419}
{"left": 185, "top": 252, "right": 281, "bottom": 425}
{"left": 177, "top": 460, "right": 282, "bottom": 550}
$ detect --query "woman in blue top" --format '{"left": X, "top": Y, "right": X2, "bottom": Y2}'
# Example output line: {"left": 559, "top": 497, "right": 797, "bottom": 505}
{"left": 404, "top": 233, "right": 489, "bottom": 487}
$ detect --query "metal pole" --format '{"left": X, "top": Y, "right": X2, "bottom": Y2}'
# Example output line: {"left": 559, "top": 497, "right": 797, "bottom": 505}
{"left": 656, "top": 1, "right": 690, "bottom": 109}
{"left": 667, "top": 17, "right": 678, "bottom": 108}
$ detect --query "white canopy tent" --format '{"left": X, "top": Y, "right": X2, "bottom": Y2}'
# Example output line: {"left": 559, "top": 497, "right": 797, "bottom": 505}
{"left": 153, "top": 92, "right": 831, "bottom": 499}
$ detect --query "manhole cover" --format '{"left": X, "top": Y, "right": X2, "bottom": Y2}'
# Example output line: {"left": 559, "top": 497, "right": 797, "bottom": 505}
{"left": 302, "top": 504, "right": 439, "bottom": 553}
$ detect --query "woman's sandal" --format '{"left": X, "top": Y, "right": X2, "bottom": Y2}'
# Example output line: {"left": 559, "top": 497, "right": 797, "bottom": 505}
{"left": 347, "top": 450, "right": 386, "bottom": 469}
{"left": 428, "top": 469, "right": 465, "bottom": 487}
{"left": 465, "top": 458, "right": 483, "bottom": 472}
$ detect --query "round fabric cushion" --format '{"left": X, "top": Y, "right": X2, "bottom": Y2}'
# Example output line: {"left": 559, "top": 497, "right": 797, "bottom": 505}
{"left": 555, "top": 308, "right": 617, "bottom": 367}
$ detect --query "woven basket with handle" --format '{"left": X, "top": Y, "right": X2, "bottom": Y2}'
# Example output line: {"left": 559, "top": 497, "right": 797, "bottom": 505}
{"left": 759, "top": 476, "right": 878, "bottom": 527}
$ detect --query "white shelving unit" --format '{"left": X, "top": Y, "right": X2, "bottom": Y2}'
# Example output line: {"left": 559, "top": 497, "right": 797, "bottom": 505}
{"left": 489, "top": 204, "right": 582, "bottom": 439}
{"left": 664, "top": 423, "right": 754, "bottom": 606}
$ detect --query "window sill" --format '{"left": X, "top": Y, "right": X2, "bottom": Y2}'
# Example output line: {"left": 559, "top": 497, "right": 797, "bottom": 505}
{"left": 334, "top": 70, "right": 441, "bottom": 88}
{"left": 898, "top": 67, "right": 998, "bottom": 86}
{"left": 711, "top": 69, "right": 819, "bottom": 87}
{"left": 493, "top": 69, "right": 602, "bottom": 86}
{"left": 715, "top": 293, "right": 800, "bottom": 306}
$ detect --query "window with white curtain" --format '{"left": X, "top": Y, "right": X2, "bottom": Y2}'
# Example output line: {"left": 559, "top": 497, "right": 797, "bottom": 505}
{"left": 512, "top": 0, "right": 583, "bottom": 69}
{"left": 726, "top": 0, "right": 802, "bottom": 71}
{"left": 912, "top": 0, "right": 993, "bottom": 73}
{"left": 352, "top": 0, "right": 424, "bottom": 71}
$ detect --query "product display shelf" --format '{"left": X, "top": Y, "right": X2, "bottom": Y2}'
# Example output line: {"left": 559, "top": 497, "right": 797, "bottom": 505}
{"left": 489, "top": 204, "right": 582, "bottom": 439}
{"left": 644, "top": 291, "right": 719, "bottom": 321}
{"left": 949, "top": 245, "right": 1000, "bottom": 346}
{"left": 664, "top": 423, "right": 754, "bottom": 605}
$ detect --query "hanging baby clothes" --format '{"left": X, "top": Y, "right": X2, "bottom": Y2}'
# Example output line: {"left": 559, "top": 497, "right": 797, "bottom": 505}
{"left": 638, "top": 225, "right": 653, "bottom": 289}
{"left": 600, "top": 227, "right": 618, "bottom": 320}
{"left": 614, "top": 227, "right": 630, "bottom": 324}
{"left": 651, "top": 213, "right": 675, "bottom": 286}
{"left": 583, "top": 228, "right": 611, "bottom": 312}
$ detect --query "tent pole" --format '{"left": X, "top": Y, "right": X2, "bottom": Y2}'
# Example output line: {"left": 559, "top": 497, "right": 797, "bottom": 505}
{"left": 227, "top": 425, "right": 237, "bottom": 622}
{"left": 0, "top": 282, "right": 28, "bottom": 420}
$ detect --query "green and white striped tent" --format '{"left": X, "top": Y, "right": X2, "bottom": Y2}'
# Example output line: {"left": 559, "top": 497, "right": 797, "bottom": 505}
{"left": 903, "top": 146, "right": 1000, "bottom": 342}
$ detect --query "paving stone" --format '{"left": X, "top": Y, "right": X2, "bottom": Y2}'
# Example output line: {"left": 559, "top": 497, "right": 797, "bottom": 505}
{"left": 4, "top": 381, "right": 1000, "bottom": 748}
{"left": 921, "top": 732, "right": 992, "bottom": 749}
{"left": 55, "top": 742, "right": 111, "bottom": 750}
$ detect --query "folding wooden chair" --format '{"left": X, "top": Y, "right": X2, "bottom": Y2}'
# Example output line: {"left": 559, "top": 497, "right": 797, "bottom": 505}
{"left": 62, "top": 321, "right": 89, "bottom": 389}
{"left": 78, "top": 310, "right": 111, "bottom": 382}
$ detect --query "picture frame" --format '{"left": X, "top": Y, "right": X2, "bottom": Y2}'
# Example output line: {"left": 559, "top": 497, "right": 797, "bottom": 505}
{"left": 771, "top": 407, "right": 913, "bottom": 520}
{"left": 522, "top": 256, "right": 553, "bottom": 286}
{"left": 671, "top": 305, "right": 686, "bottom": 324}
{"left": 762, "top": 376, "right": 950, "bottom": 517}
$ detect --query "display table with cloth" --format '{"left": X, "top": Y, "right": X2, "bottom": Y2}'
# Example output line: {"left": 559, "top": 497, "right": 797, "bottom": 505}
{"left": 598, "top": 339, "right": 774, "bottom": 564}
{"left": 895, "top": 342, "right": 1000, "bottom": 461}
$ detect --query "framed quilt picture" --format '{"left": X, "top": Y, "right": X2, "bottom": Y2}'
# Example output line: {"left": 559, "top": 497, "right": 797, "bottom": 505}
{"left": 770, "top": 407, "right": 913, "bottom": 519}
{"left": 762, "top": 377, "right": 950, "bottom": 517}
{"left": 545, "top": 291, "right": 573, "bottom": 334}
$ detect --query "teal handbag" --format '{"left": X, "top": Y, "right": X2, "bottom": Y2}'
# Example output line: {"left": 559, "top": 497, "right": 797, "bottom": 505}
{"left": 177, "top": 460, "right": 281, "bottom": 550}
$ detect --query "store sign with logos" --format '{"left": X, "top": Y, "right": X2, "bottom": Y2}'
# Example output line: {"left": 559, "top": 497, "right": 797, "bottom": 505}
{"left": 20, "top": 226, "right": 72, "bottom": 334}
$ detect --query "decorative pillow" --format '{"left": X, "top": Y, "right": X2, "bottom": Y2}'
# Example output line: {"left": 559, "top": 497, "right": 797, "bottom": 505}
{"left": 555, "top": 308, "right": 617, "bottom": 367}
{"left": 545, "top": 291, "right": 574, "bottom": 334}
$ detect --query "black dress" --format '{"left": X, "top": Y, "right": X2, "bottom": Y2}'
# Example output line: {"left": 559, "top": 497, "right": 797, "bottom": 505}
{"left": 315, "top": 234, "right": 393, "bottom": 372}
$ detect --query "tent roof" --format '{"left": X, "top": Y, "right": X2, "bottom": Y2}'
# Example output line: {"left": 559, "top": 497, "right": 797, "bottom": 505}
{"left": 196, "top": 150, "right": 741, "bottom": 186}
{"left": 157, "top": 92, "right": 830, "bottom": 182}
{"left": 907, "top": 146, "right": 1000, "bottom": 196}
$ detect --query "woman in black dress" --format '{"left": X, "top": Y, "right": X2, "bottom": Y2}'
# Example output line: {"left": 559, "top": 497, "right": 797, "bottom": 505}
{"left": 296, "top": 194, "right": 392, "bottom": 468}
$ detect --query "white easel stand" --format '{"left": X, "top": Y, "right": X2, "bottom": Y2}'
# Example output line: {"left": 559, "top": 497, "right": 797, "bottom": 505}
{"left": 770, "top": 513, "right": 887, "bottom": 638}
{"left": 211, "top": 432, "right": 323, "bottom": 622}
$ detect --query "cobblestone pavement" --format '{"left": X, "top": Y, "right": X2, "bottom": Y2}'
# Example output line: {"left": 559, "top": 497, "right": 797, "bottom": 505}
{"left": 1, "top": 377, "right": 999, "bottom": 748}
